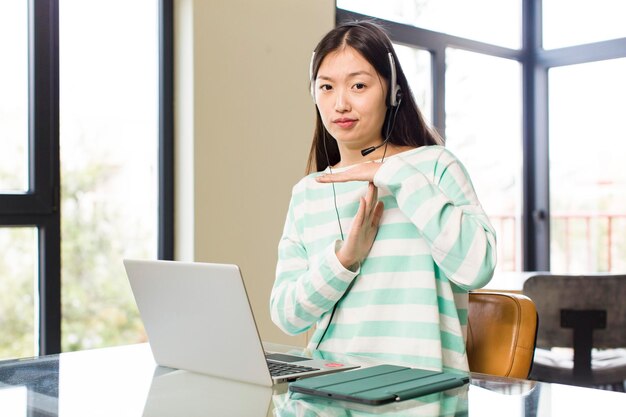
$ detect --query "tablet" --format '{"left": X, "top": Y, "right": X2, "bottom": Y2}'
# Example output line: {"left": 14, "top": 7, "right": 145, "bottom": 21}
{"left": 289, "top": 364, "right": 469, "bottom": 405}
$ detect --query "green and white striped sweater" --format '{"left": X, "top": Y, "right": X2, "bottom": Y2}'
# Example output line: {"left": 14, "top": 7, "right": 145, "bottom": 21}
{"left": 270, "top": 146, "right": 496, "bottom": 373}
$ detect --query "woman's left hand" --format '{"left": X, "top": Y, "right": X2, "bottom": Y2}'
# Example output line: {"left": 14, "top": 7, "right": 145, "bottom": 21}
{"left": 316, "top": 162, "right": 381, "bottom": 184}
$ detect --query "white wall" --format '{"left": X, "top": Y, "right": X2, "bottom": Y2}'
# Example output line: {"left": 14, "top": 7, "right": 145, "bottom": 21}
{"left": 174, "top": 0, "right": 335, "bottom": 345}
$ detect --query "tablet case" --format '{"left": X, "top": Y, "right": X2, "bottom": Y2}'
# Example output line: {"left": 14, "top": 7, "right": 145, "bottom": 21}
{"left": 289, "top": 364, "right": 469, "bottom": 405}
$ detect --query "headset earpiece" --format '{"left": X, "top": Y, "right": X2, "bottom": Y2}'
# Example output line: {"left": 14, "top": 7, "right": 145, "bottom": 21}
{"left": 394, "top": 89, "right": 403, "bottom": 107}
{"left": 387, "top": 52, "right": 401, "bottom": 107}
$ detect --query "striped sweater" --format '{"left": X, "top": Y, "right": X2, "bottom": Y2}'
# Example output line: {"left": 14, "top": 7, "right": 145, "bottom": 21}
{"left": 270, "top": 146, "right": 496, "bottom": 372}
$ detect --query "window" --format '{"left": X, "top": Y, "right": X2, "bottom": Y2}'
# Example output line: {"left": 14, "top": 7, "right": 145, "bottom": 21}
{"left": 0, "top": 0, "right": 61, "bottom": 358}
{"left": 0, "top": 0, "right": 173, "bottom": 360}
{"left": 549, "top": 59, "right": 626, "bottom": 273}
{"left": 0, "top": 1, "right": 28, "bottom": 193}
{"left": 337, "top": 1, "right": 626, "bottom": 272}
{"left": 393, "top": 44, "right": 433, "bottom": 122}
{"left": 338, "top": 0, "right": 522, "bottom": 49}
{"left": 59, "top": 0, "right": 159, "bottom": 352}
{"left": 445, "top": 50, "right": 522, "bottom": 271}
{"left": 543, "top": 0, "right": 626, "bottom": 49}
{"left": 0, "top": 228, "right": 37, "bottom": 357}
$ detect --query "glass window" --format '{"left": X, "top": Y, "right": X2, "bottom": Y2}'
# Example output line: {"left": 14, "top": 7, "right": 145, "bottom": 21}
{"left": 549, "top": 59, "right": 626, "bottom": 273}
{"left": 445, "top": 49, "right": 522, "bottom": 272}
{"left": 0, "top": 1, "right": 29, "bottom": 193}
{"left": 543, "top": 0, "right": 626, "bottom": 49}
{"left": 337, "top": 0, "right": 522, "bottom": 49}
{"left": 393, "top": 44, "right": 433, "bottom": 123}
{"left": 0, "top": 227, "right": 37, "bottom": 359}
{"left": 59, "top": 0, "right": 157, "bottom": 351}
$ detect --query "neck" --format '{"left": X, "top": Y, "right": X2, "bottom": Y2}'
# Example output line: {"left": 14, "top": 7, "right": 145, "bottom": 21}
{"left": 333, "top": 143, "right": 416, "bottom": 169}
{"left": 336, "top": 141, "right": 388, "bottom": 168}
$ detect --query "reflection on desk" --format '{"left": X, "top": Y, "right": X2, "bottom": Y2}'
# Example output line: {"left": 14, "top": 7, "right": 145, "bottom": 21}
{"left": 274, "top": 385, "right": 468, "bottom": 416}
{"left": 0, "top": 343, "right": 625, "bottom": 416}
{"left": 144, "top": 368, "right": 272, "bottom": 416}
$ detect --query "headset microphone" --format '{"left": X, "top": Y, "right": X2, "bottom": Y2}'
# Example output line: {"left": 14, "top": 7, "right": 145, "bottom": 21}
{"left": 361, "top": 140, "right": 388, "bottom": 157}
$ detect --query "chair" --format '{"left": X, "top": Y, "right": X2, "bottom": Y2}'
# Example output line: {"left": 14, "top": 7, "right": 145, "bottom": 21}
{"left": 466, "top": 291, "right": 538, "bottom": 379}
{"left": 523, "top": 274, "right": 626, "bottom": 391}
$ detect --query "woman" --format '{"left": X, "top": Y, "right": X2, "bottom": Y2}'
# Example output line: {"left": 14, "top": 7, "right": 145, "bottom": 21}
{"left": 270, "top": 21, "right": 496, "bottom": 373}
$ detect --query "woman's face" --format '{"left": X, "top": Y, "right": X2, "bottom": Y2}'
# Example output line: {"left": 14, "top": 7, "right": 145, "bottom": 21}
{"left": 314, "top": 46, "right": 388, "bottom": 153}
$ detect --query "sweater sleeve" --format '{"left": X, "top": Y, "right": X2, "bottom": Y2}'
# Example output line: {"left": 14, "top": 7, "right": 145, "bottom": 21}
{"left": 373, "top": 147, "right": 496, "bottom": 290}
{"left": 270, "top": 195, "right": 358, "bottom": 335}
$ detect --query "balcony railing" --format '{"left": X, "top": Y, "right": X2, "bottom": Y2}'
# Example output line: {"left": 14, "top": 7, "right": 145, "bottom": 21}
{"left": 490, "top": 213, "right": 626, "bottom": 273}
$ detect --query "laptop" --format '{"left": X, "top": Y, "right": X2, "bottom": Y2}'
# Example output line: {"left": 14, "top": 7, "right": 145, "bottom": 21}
{"left": 123, "top": 259, "right": 358, "bottom": 387}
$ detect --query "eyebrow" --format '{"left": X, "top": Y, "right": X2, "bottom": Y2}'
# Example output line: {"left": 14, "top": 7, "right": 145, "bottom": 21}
{"left": 316, "top": 70, "right": 375, "bottom": 81}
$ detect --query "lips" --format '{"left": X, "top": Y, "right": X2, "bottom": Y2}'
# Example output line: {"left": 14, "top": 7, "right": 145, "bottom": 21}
{"left": 333, "top": 118, "right": 357, "bottom": 129}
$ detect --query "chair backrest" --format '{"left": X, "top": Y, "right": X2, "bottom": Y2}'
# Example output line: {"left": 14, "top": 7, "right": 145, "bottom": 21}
{"left": 466, "top": 291, "right": 538, "bottom": 379}
{"left": 523, "top": 274, "right": 626, "bottom": 349}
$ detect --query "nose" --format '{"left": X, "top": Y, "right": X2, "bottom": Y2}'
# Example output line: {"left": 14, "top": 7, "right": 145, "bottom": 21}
{"left": 334, "top": 90, "right": 350, "bottom": 112}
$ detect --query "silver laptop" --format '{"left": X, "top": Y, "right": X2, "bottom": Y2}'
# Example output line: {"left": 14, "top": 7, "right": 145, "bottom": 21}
{"left": 123, "top": 259, "right": 358, "bottom": 387}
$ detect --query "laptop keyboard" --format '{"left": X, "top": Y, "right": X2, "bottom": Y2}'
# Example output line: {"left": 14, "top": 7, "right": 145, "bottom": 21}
{"left": 267, "top": 360, "right": 319, "bottom": 377}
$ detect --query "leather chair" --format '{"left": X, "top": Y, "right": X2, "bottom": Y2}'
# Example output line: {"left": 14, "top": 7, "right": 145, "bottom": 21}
{"left": 466, "top": 291, "right": 538, "bottom": 379}
{"left": 523, "top": 274, "right": 626, "bottom": 391}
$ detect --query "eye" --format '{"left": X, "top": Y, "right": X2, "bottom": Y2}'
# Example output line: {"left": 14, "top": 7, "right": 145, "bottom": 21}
{"left": 319, "top": 84, "right": 332, "bottom": 91}
{"left": 353, "top": 83, "right": 366, "bottom": 90}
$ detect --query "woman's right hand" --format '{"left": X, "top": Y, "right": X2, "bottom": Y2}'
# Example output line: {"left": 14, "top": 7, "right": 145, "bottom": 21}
{"left": 336, "top": 182, "right": 384, "bottom": 270}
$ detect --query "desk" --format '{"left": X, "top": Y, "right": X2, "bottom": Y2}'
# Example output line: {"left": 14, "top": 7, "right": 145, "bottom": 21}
{"left": 0, "top": 343, "right": 625, "bottom": 416}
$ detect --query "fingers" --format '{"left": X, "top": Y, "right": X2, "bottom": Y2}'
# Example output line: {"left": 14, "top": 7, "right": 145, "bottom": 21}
{"left": 337, "top": 183, "right": 384, "bottom": 269}
{"left": 363, "top": 183, "right": 374, "bottom": 216}
{"left": 353, "top": 196, "right": 367, "bottom": 229}
{"left": 315, "top": 162, "right": 381, "bottom": 184}
{"left": 363, "top": 183, "right": 380, "bottom": 224}
{"left": 316, "top": 172, "right": 346, "bottom": 183}
{"left": 352, "top": 183, "right": 380, "bottom": 229}
{"left": 333, "top": 183, "right": 378, "bottom": 230}
{"left": 371, "top": 201, "right": 385, "bottom": 228}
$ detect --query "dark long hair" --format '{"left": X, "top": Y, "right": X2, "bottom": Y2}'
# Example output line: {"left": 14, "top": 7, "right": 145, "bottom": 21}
{"left": 306, "top": 20, "right": 442, "bottom": 173}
